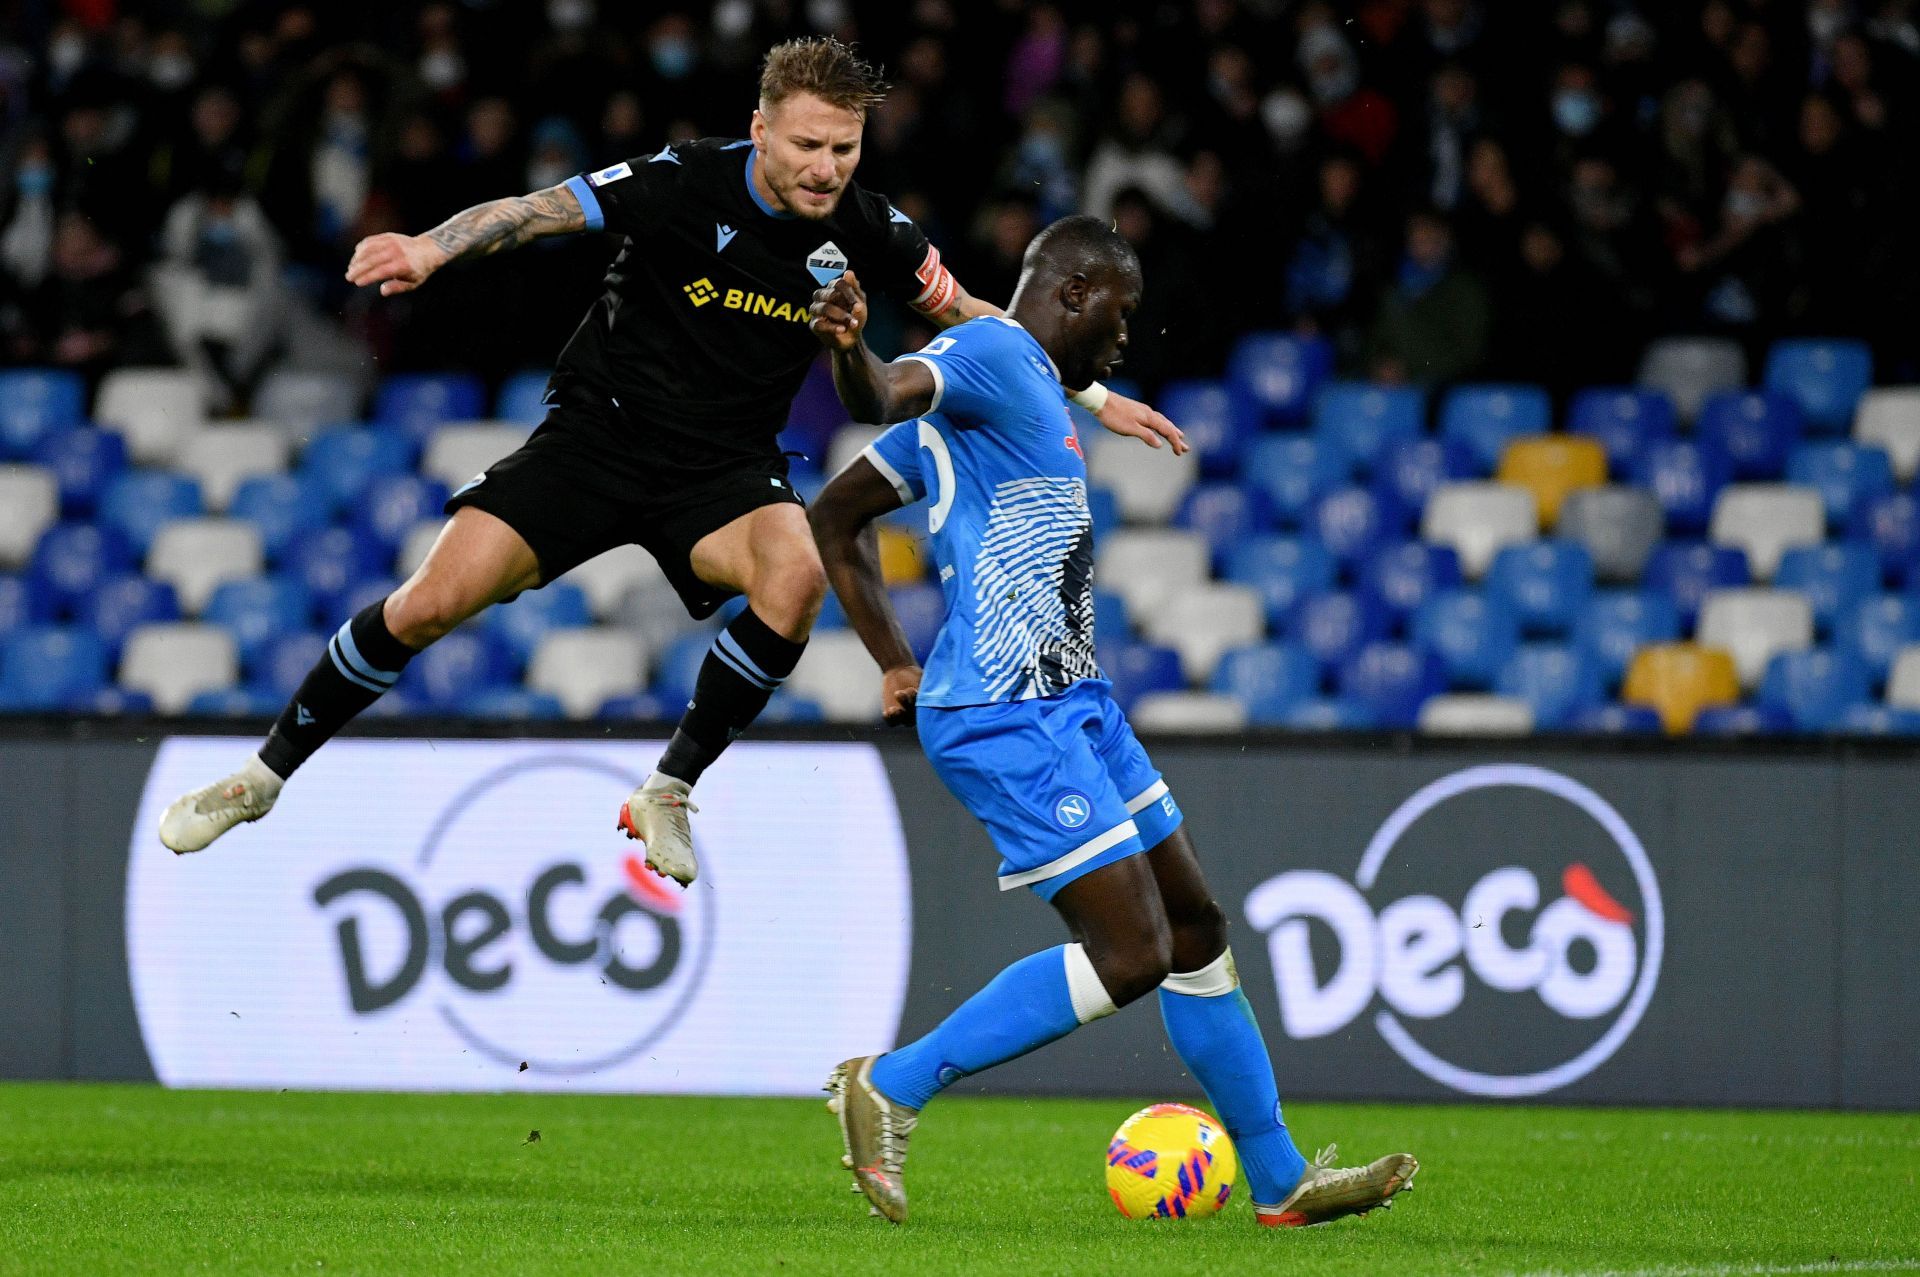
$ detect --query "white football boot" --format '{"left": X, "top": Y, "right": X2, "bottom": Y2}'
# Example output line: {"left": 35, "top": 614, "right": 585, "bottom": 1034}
{"left": 1254, "top": 1143, "right": 1419, "bottom": 1227}
{"left": 616, "top": 775, "right": 699, "bottom": 885}
{"left": 825, "top": 1055, "right": 917, "bottom": 1223}
{"left": 157, "top": 755, "right": 284, "bottom": 854}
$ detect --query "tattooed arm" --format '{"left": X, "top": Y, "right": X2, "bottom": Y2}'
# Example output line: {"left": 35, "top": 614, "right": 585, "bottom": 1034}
{"left": 344, "top": 184, "right": 586, "bottom": 296}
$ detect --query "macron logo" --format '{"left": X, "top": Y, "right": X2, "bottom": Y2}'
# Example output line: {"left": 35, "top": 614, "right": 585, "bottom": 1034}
{"left": 296, "top": 703, "right": 314, "bottom": 727}
{"left": 715, "top": 224, "right": 737, "bottom": 252}
{"left": 648, "top": 148, "right": 679, "bottom": 165}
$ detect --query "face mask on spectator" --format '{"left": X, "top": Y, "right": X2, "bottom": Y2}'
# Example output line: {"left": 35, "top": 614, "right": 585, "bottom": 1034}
{"left": 151, "top": 54, "right": 196, "bottom": 91}
{"left": 17, "top": 165, "right": 54, "bottom": 198}
{"left": 1553, "top": 89, "right": 1601, "bottom": 136}
{"left": 650, "top": 37, "right": 695, "bottom": 79}
{"left": 421, "top": 49, "right": 465, "bottom": 91}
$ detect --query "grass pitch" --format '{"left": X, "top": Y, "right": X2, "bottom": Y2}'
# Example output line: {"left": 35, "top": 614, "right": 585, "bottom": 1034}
{"left": 0, "top": 1084, "right": 1914, "bottom": 1276}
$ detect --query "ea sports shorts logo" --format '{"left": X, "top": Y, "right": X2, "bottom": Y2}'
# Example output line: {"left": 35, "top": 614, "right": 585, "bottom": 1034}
{"left": 1244, "top": 764, "right": 1664, "bottom": 1098}
{"left": 1054, "top": 791, "right": 1093, "bottom": 830}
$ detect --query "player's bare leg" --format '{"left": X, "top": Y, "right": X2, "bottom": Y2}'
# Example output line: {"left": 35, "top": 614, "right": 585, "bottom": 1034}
{"left": 159, "top": 509, "right": 541, "bottom": 853}
{"left": 618, "top": 503, "right": 824, "bottom": 885}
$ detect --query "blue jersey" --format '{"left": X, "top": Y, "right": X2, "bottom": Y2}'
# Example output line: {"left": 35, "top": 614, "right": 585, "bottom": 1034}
{"left": 861, "top": 316, "right": 1101, "bottom": 709}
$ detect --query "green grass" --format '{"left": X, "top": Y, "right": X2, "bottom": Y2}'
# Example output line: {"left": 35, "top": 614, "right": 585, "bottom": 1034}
{"left": 0, "top": 1085, "right": 1915, "bottom": 1276}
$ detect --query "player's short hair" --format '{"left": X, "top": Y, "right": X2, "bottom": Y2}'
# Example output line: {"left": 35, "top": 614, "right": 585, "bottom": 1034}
{"left": 1022, "top": 215, "right": 1142, "bottom": 286}
{"left": 759, "top": 37, "right": 888, "bottom": 118}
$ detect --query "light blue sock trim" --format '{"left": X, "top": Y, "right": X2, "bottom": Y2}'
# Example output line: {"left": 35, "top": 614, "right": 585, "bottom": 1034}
{"left": 327, "top": 636, "right": 391, "bottom": 694}
{"left": 333, "top": 621, "right": 399, "bottom": 686}
{"left": 562, "top": 175, "right": 604, "bottom": 232}
{"left": 716, "top": 630, "right": 780, "bottom": 688}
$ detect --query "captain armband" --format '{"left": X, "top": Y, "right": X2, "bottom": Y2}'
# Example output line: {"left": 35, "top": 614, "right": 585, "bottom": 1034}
{"left": 909, "top": 245, "right": 960, "bottom": 317}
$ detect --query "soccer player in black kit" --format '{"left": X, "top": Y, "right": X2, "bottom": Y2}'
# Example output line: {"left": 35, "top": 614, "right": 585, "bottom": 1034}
{"left": 159, "top": 37, "right": 1186, "bottom": 885}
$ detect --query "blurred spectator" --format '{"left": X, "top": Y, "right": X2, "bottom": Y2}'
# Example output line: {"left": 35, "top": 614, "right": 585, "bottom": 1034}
{"left": 1287, "top": 152, "right": 1388, "bottom": 362}
{"left": 152, "top": 166, "right": 288, "bottom": 409}
{"left": 1083, "top": 73, "right": 1188, "bottom": 221}
{"left": 1677, "top": 154, "right": 1803, "bottom": 330}
{"left": 2, "top": 134, "right": 56, "bottom": 291}
{"left": 1367, "top": 208, "right": 1490, "bottom": 386}
{"left": 9, "top": 210, "right": 160, "bottom": 375}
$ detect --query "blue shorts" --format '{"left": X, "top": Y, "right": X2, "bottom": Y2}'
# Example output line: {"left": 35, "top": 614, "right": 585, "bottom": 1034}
{"left": 917, "top": 679, "right": 1184, "bottom": 900}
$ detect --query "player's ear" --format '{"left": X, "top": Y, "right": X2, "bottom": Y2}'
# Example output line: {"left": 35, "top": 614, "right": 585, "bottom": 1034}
{"left": 750, "top": 108, "right": 767, "bottom": 150}
{"left": 1060, "top": 273, "right": 1089, "bottom": 315}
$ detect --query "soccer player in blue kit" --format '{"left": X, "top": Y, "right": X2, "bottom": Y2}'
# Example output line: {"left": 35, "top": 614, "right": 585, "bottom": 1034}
{"left": 805, "top": 216, "right": 1419, "bottom": 1226}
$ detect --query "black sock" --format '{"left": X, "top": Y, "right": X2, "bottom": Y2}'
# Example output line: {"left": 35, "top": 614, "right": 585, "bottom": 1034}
{"left": 657, "top": 607, "right": 807, "bottom": 785}
{"left": 259, "top": 598, "right": 418, "bottom": 779}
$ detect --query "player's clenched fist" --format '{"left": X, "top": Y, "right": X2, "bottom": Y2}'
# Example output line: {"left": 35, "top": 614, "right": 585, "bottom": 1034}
{"left": 809, "top": 269, "right": 867, "bottom": 350}
{"left": 880, "top": 664, "right": 921, "bottom": 726}
{"left": 345, "top": 232, "right": 446, "bottom": 296}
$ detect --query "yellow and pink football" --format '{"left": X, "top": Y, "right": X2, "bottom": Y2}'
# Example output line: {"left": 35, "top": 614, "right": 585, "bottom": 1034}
{"left": 1105, "top": 1103, "right": 1238, "bottom": 1220}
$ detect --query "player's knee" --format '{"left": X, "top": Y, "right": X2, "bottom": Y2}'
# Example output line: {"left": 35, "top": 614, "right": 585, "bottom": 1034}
{"left": 748, "top": 547, "right": 826, "bottom": 634}
{"left": 384, "top": 579, "right": 472, "bottom": 648}
{"left": 1169, "top": 899, "right": 1229, "bottom": 972}
{"left": 1090, "top": 927, "right": 1175, "bottom": 1008}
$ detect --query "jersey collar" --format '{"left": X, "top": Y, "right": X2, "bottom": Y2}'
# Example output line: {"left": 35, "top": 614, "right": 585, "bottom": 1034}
{"left": 743, "top": 150, "right": 797, "bottom": 220}
{"left": 986, "top": 314, "right": 1062, "bottom": 383}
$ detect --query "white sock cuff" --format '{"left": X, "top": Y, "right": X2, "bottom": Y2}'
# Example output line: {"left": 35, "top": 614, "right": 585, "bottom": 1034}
{"left": 1161, "top": 948, "right": 1239, "bottom": 997}
{"left": 1062, "top": 943, "right": 1117, "bottom": 1023}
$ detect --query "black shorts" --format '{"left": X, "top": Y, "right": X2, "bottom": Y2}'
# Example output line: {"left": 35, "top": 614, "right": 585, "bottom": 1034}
{"left": 443, "top": 391, "right": 803, "bottom": 619}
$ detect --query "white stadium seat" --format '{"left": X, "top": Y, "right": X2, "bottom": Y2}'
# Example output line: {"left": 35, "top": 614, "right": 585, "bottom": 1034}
{"left": 785, "top": 630, "right": 881, "bottom": 722}
{"left": 146, "top": 518, "right": 265, "bottom": 614}
{"left": 94, "top": 367, "right": 210, "bottom": 465}
{"left": 0, "top": 464, "right": 58, "bottom": 569}
{"left": 176, "top": 423, "right": 291, "bottom": 511}
{"left": 1418, "top": 693, "right": 1535, "bottom": 737}
{"left": 826, "top": 424, "right": 885, "bottom": 478}
{"left": 1696, "top": 588, "right": 1814, "bottom": 687}
{"left": 1636, "top": 336, "right": 1746, "bottom": 421}
{"left": 254, "top": 368, "right": 363, "bottom": 434}
{"left": 394, "top": 520, "right": 443, "bottom": 581}
{"left": 1096, "top": 528, "right": 1210, "bottom": 621}
{"left": 561, "top": 546, "right": 670, "bottom": 618}
{"left": 1421, "top": 482, "right": 1538, "bottom": 578}
{"left": 1854, "top": 387, "right": 1920, "bottom": 483}
{"left": 1130, "top": 691, "right": 1248, "bottom": 733}
{"left": 420, "top": 422, "right": 530, "bottom": 490}
{"left": 1558, "top": 485, "right": 1664, "bottom": 584}
{"left": 1087, "top": 429, "right": 1199, "bottom": 522}
{"left": 1885, "top": 646, "right": 1920, "bottom": 709}
{"left": 1709, "top": 484, "right": 1824, "bottom": 581}
{"left": 120, "top": 622, "right": 238, "bottom": 712}
{"left": 614, "top": 581, "right": 711, "bottom": 651}
{"left": 526, "top": 627, "right": 649, "bottom": 717}
{"left": 1142, "top": 583, "right": 1265, "bottom": 683}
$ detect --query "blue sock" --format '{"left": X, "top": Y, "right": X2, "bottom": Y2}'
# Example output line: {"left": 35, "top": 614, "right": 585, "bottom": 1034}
{"left": 1158, "top": 951, "right": 1308, "bottom": 1206}
{"left": 871, "top": 944, "right": 1103, "bottom": 1110}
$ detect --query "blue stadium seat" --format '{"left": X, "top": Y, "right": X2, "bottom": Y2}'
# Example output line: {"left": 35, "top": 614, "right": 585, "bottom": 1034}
{"left": 495, "top": 370, "right": 553, "bottom": 426}
{"left": 1759, "top": 648, "right": 1871, "bottom": 733}
{"left": 650, "top": 631, "right": 712, "bottom": 706}
{"left": 1764, "top": 338, "right": 1873, "bottom": 432}
{"left": 1361, "top": 541, "right": 1462, "bottom": 624}
{"left": 460, "top": 687, "right": 566, "bottom": 720}
{"left": 230, "top": 473, "right": 333, "bottom": 562}
{"left": 1086, "top": 485, "right": 1119, "bottom": 547}
{"left": 757, "top": 692, "right": 826, "bottom": 723}
{"left": 1633, "top": 439, "right": 1732, "bottom": 535}
{"left": 81, "top": 575, "right": 182, "bottom": 660}
{"left": 404, "top": 628, "right": 512, "bottom": 709}
{"left": 1288, "top": 590, "right": 1390, "bottom": 675}
{"left": 1175, "top": 483, "right": 1274, "bottom": 567}
{"left": 0, "top": 572, "right": 54, "bottom": 636}
{"left": 185, "top": 686, "right": 282, "bottom": 717}
{"left": 1222, "top": 536, "right": 1336, "bottom": 629}
{"left": 373, "top": 372, "right": 486, "bottom": 441}
{"left": 597, "top": 691, "right": 673, "bottom": 721}
{"left": 1310, "top": 486, "right": 1403, "bottom": 574}
{"left": 1093, "top": 589, "right": 1130, "bottom": 644}
{"left": 1337, "top": 642, "right": 1445, "bottom": 729}
{"left": 355, "top": 473, "right": 451, "bottom": 552}
{"left": 1575, "top": 590, "right": 1681, "bottom": 687}
{"left": 1845, "top": 491, "right": 1918, "bottom": 584}
{"left": 28, "top": 523, "right": 135, "bottom": 615}
{"left": 1692, "top": 704, "right": 1793, "bottom": 736}
{"left": 891, "top": 582, "right": 945, "bottom": 663}
{"left": 1227, "top": 332, "right": 1333, "bottom": 429}
{"left": 1312, "top": 383, "right": 1423, "bottom": 475}
{"left": 356, "top": 688, "right": 423, "bottom": 719}
{"left": 1836, "top": 704, "right": 1920, "bottom": 736}
{"left": 0, "top": 625, "right": 108, "bottom": 710}
{"left": 1264, "top": 696, "right": 1379, "bottom": 730}
{"left": 1642, "top": 541, "right": 1750, "bottom": 624}
{"left": 483, "top": 581, "right": 593, "bottom": 665}
{"left": 1439, "top": 384, "right": 1552, "bottom": 472}
{"left": 1160, "top": 380, "right": 1254, "bottom": 477}
{"left": 203, "top": 577, "right": 315, "bottom": 669}
{"left": 1496, "top": 643, "right": 1603, "bottom": 729}
{"left": 0, "top": 369, "right": 84, "bottom": 458}
{"left": 1240, "top": 434, "right": 1345, "bottom": 526}
{"left": 74, "top": 686, "right": 155, "bottom": 715}
{"left": 98, "top": 471, "right": 202, "bottom": 554}
{"left": 1486, "top": 540, "right": 1594, "bottom": 636}
{"left": 1774, "top": 544, "right": 1879, "bottom": 634}
{"left": 1835, "top": 595, "right": 1920, "bottom": 686}
{"left": 300, "top": 427, "right": 416, "bottom": 514}
{"left": 1567, "top": 387, "right": 1677, "bottom": 475}
{"left": 1570, "top": 703, "right": 1665, "bottom": 735}
{"left": 251, "top": 630, "right": 328, "bottom": 700}
{"left": 1211, "top": 642, "right": 1320, "bottom": 716}
{"left": 1413, "top": 589, "right": 1520, "bottom": 690}
{"left": 283, "top": 526, "right": 385, "bottom": 617}
{"left": 1786, "top": 442, "right": 1895, "bottom": 526}
{"left": 1100, "top": 641, "right": 1185, "bottom": 712}
{"left": 328, "top": 575, "right": 401, "bottom": 628}
{"left": 1373, "top": 437, "right": 1477, "bottom": 514}
{"left": 1696, "top": 390, "right": 1803, "bottom": 480}
{"left": 31, "top": 426, "right": 126, "bottom": 517}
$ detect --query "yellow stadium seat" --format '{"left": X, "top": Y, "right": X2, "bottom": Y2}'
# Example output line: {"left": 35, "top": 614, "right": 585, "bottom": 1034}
{"left": 877, "top": 526, "right": 926, "bottom": 584}
{"left": 1622, "top": 643, "right": 1741, "bottom": 735}
{"left": 1496, "top": 434, "right": 1608, "bottom": 528}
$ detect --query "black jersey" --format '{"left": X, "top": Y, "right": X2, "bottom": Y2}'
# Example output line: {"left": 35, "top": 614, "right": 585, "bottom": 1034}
{"left": 553, "top": 137, "right": 941, "bottom": 472}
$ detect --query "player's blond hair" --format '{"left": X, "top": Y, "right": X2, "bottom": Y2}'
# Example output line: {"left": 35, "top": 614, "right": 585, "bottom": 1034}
{"left": 759, "top": 36, "right": 888, "bottom": 118}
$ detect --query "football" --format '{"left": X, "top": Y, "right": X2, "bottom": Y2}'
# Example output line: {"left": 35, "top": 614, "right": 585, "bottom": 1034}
{"left": 1104, "top": 1102, "right": 1238, "bottom": 1220}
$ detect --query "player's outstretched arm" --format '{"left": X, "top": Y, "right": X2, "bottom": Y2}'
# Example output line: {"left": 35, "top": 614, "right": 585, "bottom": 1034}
{"left": 344, "top": 184, "right": 587, "bottom": 296}
{"left": 809, "top": 459, "right": 921, "bottom": 725}
{"left": 809, "top": 271, "right": 937, "bottom": 424}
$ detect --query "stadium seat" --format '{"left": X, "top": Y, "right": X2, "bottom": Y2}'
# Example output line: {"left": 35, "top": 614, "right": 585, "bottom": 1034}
{"left": 889, "top": 582, "right": 946, "bottom": 664}
{"left": 825, "top": 423, "right": 885, "bottom": 478}
{"left": 1622, "top": 643, "right": 1741, "bottom": 734}
{"left": 1240, "top": 434, "right": 1345, "bottom": 527}
{"left": 1692, "top": 704, "right": 1793, "bottom": 737}
{"left": 1312, "top": 383, "right": 1424, "bottom": 474}
{"left": 0, "top": 625, "right": 108, "bottom": 709}
{"left": 784, "top": 358, "right": 845, "bottom": 462}
{"left": 596, "top": 690, "right": 673, "bottom": 721}
{"left": 1088, "top": 428, "right": 1200, "bottom": 523}
{"left": 1852, "top": 387, "right": 1920, "bottom": 482}
{"left": 527, "top": 627, "right": 650, "bottom": 718}
{"left": 877, "top": 526, "right": 926, "bottom": 584}
{"left": 355, "top": 474, "right": 452, "bottom": 553}
{"left": 255, "top": 369, "right": 364, "bottom": 433}
{"left": 1361, "top": 541, "right": 1462, "bottom": 624}
{"left": 1486, "top": 540, "right": 1594, "bottom": 636}
{"left": 1697, "top": 390, "right": 1802, "bottom": 481}
{"left": 1567, "top": 387, "right": 1677, "bottom": 474}
{"left": 1143, "top": 583, "right": 1265, "bottom": 683}
{"left": 0, "top": 465, "right": 59, "bottom": 569}
{"left": 1174, "top": 484, "right": 1273, "bottom": 567}
{"left": 1374, "top": 437, "right": 1476, "bottom": 514}
{"left": 147, "top": 519, "right": 265, "bottom": 614}
{"left": 1641, "top": 541, "right": 1750, "bottom": 625}
{"left": 119, "top": 622, "right": 238, "bottom": 713}
{"left": 1836, "top": 704, "right": 1920, "bottom": 736}
{"left": 1709, "top": 484, "right": 1825, "bottom": 580}
{"left": 1337, "top": 642, "right": 1445, "bottom": 729}
{"left": 1413, "top": 589, "right": 1520, "bottom": 689}
{"left": 176, "top": 424, "right": 291, "bottom": 512}
{"left": 392, "top": 521, "right": 444, "bottom": 581}
{"left": 1884, "top": 645, "right": 1920, "bottom": 709}
{"left": 99, "top": 471, "right": 203, "bottom": 555}
{"left": 1496, "top": 644, "right": 1603, "bottom": 729}
{"left": 1696, "top": 588, "right": 1816, "bottom": 686}
{"left": 1289, "top": 590, "right": 1391, "bottom": 676}
{"left": 82, "top": 575, "right": 182, "bottom": 661}
{"left": 93, "top": 367, "right": 209, "bottom": 464}
{"left": 1786, "top": 441, "right": 1895, "bottom": 527}
{"left": 421, "top": 423, "right": 530, "bottom": 493}
{"left": 1575, "top": 590, "right": 1682, "bottom": 687}
{"left": 1093, "top": 589, "right": 1130, "bottom": 644}
{"left": 1836, "top": 595, "right": 1920, "bottom": 685}
{"left": 229, "top": 474, "right": 332, "bottom": 562}
{"left": 283, "top": 526, "right": 386, "bottom": 617}
{"left": 32, "top": 426, "right": 126, "bottom": 518}
{"left": 1211, "top": 642, "right": 1320, "bottom": 715}
{"left": 0, "top": 369, "right": 84, "bottom": 458}
{"left": 1764, "top": 337, "right": 1873, "bottom": 432}
{"left": 27, "top": 523, "right": 134, "bottom": 614}
{"left": 1268, "top": 697, "right": 1378, "bottom": 730}
{"left": 495, "top": 370, "right": 553, "bottom": 426}
{"left": 1085, "top": 485, "right": 1119, "bottom": 547}
{"left": 407, "top": 628, "right": 515, "bottom": 707}
{"left": 561, "top": 546, "right": 670, "bottom": 618}
{"left": 1496, "top": 435, "right": 1607, "bottom": 528}
{"left": 1420, "top": 482, "right": 1537, "bottom": 579}
{"left": 1636, "top": 335, "right": 1746, "bottom": 421}
{"left": 1226, "top": 332, "right": 1332, "bottom": 428}
{"left": 1310, "top": 486, "right": 1402, "bottom": 574}
{"left": 1844, "top": 491, "right": 1916, "bottom": 584}
{"left": 1096, "top": 529, "right": 1209, "bottom": 621}
{"left": 481, "top": 581, "right": 593, "bottom": 666}
{"left": 1417, "top": 692, "right": 1534, "bottom": 736}
{"left": 1100, "top": 641, "right": 1186, "bottom": 713}
{"left": 785, "top": 629, "right": 882, "bottom": 721}
{"left": 251, "top": 630, "right": 328, "bottom": 701}
{"left": 373, "top": 373, "right": 487, "bottom": 441}
{"left": 1222, "top": 536, "right": 1337, "bottom": 629}
{"left": 203, "top": 577, "right": 314, "bottom": 669}
{"left": 185, "top": 686, "right": 282, "bottom": 717}
{"left": 650, "top": 631, "right": 715, "bottom": 706}
{"left": 1439, "top": 384, "right": 1553, "bottom": 473}
{"left": 1130, "top": 691, "right": 1249, "bottom": 733}
{"left": 615, "top": 579, "right": 710, "bottom": 653}
{"left": 72, "top": 686, "right": 155, "bottom": 715}
{"left": 1774, "top": 544, "right": 1878, "bottom": 634}
{"left": 1558, "top": 486, "right": 1664, "bottom": 584}
{"left": 0, "top": 572, "right": 53, "bottom": 636}
{"left": 1633, "top": 438, "right": 1731, "bottom": 535}
{"left": 1570, "top": 703, "right": 1665, "bottom": 735}
{"left": 300, "top": 427, "right": 415, "bottom": 514}
{"left": 1158, "top": 380, "right": 1253, "bottom": 477}
{"left": 462, "top": 687, "right": 567, "bottom": 720}
{"left": 1759, "top": 647, "right": 1871, "bottom": 733}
